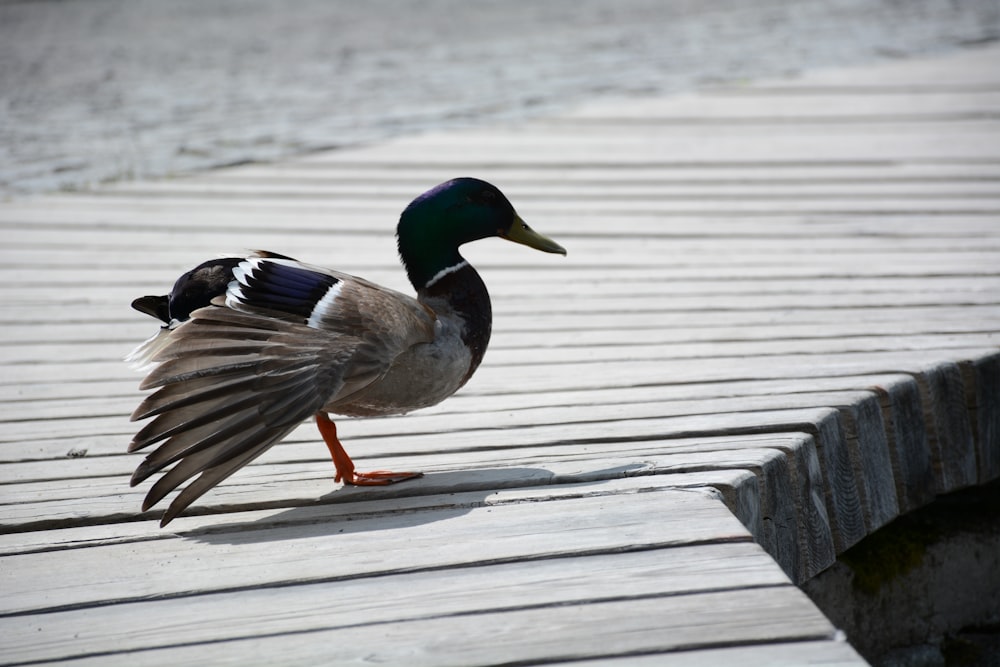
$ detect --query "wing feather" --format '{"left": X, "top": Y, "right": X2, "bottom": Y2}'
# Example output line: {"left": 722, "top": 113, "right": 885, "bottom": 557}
{"left": 159, "top": 443, "right": 279, "bottom": 527}
{"left": 143, "top": 420, "right": 285, "bottom": 513}
{"left": 131, "top": 408, "right": 264, "bottom": 486}
{"left": 129, "top": 389, "right": 261, "bottom": 452}
{"left": 132, "top": 374, "right": 262, "bottom": 421}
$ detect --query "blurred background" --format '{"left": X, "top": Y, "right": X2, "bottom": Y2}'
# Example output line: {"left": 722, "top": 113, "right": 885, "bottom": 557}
{"left": 2, "top": 0, "right": 998, "bottom": 196}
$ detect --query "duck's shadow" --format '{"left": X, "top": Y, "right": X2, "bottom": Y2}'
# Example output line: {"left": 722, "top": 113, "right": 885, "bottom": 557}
{"left": 184, "top": 464, "right": 643, "bottom": 545}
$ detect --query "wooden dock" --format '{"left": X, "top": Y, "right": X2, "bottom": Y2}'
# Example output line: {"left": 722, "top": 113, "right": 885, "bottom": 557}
{"left": 3, "top": 44, "right": 999, "bottom": 665}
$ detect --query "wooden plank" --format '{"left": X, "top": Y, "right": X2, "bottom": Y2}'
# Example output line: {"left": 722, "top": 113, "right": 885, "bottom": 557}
{"left": 7, "top": 272, "right": 1000, "bottom": 310}
{"left": 33, "top": 224, "right": 996, "bottom": 258}
{"left": 3, "top": 587, "right": 835, "bottom": 667}
{"left": 557, "top": 639, "right": 866, "bottom": 666}
{"left": 0, "top": 387, "right": 890, "bottom": 458}
{"left": 0, "top": 435, "right": 835, "bottom": 581}
{"left": 836, "top": 392, "right": 898, "bottom": 534}
{"left": 7, "top": 269, "right": 1000, "bottom": 300}
{"left": 767, "top": 433, "right": 834, "bottom": 581}
{"left": 0, "top": 441, "right": 798, "bottom": 554}
{"left": 0, "top": 360, "right": 976, "bottom": 544}
{"left": 7, "top": 298, "right": 1000, "bottom": 335}
{"left": 0, "top": 479, "right": 750, "bottom": 615}
{"left": 960, "top": 351, "right": 1000, "bottom": 484}
{"left": 0, "top": 373, "right": 920, "bottom": 426}
{"left": 7, "top": 340, "right": 1000, "bottom": 392}
{"left": 5, "top": 308, "right": 1000, "bottom": 355}
{"left": 89, "top": 176, "right": 1000, "bottom": 199}
{"left": 916, "top": 361, "right": 979, "bottom": 492}
{"left": 192, "top": 164, "right": 902, "bottom": 186}
{"left": 0, "top": 376, "right": 952, "bottom": 560}
{"left": 292, "top": 125, "right": 1000, "bottom": 165}
{"left": 561, "top": 89, "right": 1000, "bottom": 120}
{"left": 0, "top": 410, "right": 836, "bottom": 529}
{"left": 10, "top": 188, "right": 1000, "bottom": 214}
{"left": 6, "top": 329, "right": 998, "bottom": 367}
{"left": 0, "top": 541, "right": 790, "bottom": 665}
{"left": 0, "top": 414, "right": 848, "bottom": 582}
{"left": 871, "top": 375, "right": 936, "bottom": 513}
{"left": 6, "top": 199, "right": 1000, "bottom": 235}
{"left": 9, "top": 222, "right": 1000, "bottom": 263}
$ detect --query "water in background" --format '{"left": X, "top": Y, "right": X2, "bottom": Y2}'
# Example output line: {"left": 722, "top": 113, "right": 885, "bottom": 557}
{"left": 2, "top": 0, "right": 998, "bottom": 194}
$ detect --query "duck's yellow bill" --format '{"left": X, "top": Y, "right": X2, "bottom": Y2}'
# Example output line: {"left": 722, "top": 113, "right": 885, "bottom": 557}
{"left": 502, "top": 215, "right": 567, "bottom": 255}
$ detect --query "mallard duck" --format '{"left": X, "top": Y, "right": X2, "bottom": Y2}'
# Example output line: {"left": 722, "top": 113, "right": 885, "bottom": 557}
{"left": 126, "top": 178, "right": 565, "bottom": 526}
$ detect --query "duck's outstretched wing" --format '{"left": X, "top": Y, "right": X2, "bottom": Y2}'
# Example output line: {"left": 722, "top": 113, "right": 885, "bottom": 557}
{"left": 128, "top": 255, "right": 436, "bottom": 526}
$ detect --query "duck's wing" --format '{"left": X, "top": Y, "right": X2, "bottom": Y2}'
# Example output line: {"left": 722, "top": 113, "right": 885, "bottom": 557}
{"left": 128, "top": 255, "right": 436, "bottom": 526}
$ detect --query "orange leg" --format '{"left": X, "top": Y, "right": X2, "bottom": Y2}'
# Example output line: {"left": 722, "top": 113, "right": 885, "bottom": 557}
{"left": 314, "top": 412, "right": 423, "bottom": 485}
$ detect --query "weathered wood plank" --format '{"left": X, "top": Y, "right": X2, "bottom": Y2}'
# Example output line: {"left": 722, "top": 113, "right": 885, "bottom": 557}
{"left": 561, "top": 89, "right": 1000, "bottom": 120}
{"left": 7, "top": 200, "right": 1000, "bottom": 236}
{"left": 556, "top": 639, "right": 866, "bottom": 666}
{"left": 836, "top": 393, "right": 899, "bottom": 534}
{"left": 765, "top": 433, "right": 833, "bottom": 580}
{"left": 0, "top": 387, "right": 885, "bottom": 456}
{"left": 0, "top": 373, "right": 914, "bottom": 425}
{"left": 0, "top": 348, "right": 984, "bottom": 566}
{"left": 1, "top": 408, "right": 839, "bottom": 527}
{"left": 4, "top": 587, "right": 835, "bottom": 667}
{"left": 960, "top": 351, "right": 1000, "bottom": 484}
{"left": 915, "top": 361, "right": 979, "bottom": 492}
{"left": 8, "top": 344, "right": 1000, "bottom": 397}
{"left": 7, "top": 269, "right": 1000, "bottom": 303}
{"left": 0, "top": 479, "right": 750, "bottom": 615}
{"left": 86, "top": 176, "right": 1000, "bottom": 199}
{"left": 7, "top": 300, "right": 1000, "bottom": 336}
{"left": 870, "top": 374, "right": 936, "bottom": 513}
{"left": 5, "top": 312, "right": 1000, "bottom": 364}
{"left": 0, "top": 363, "right": 975, "bottom": 533}
{"left": 1, "top": 441, "right": 800, "bottom": 555}
{"left": 192, "top": 159, "right": 1000, "bottom": 183}
{"left": 291, "top": 125, "right": 1000, "bottom": 165}
{"left": 9, "top": 189, "right": 1000, "bottom": 215}
{"left": 0, "top": 541, "right": 789, "bottom": 665}
{"left": 6, "top": 330, "right": 998, "bottom": 368}
{"left": 4, "top": 223, "right": 994, "bottom": 267}
{"left": 1, "top": 433, "right": 836, "bottom": 580}
{"left": 0, "top": 424, "right": 843, "bottom": 584}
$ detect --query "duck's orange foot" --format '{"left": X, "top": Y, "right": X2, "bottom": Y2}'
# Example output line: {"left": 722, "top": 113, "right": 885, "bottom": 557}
{"left": 314, "top": 412, "right": 423, "bottom": 487}
{"left": 342, "top": 470, "right": 424, "bottom": 486}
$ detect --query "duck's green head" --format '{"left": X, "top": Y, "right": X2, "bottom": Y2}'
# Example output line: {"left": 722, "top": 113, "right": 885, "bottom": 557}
{"left": 397, "top": 178, "right": 566, "bottom": 289}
